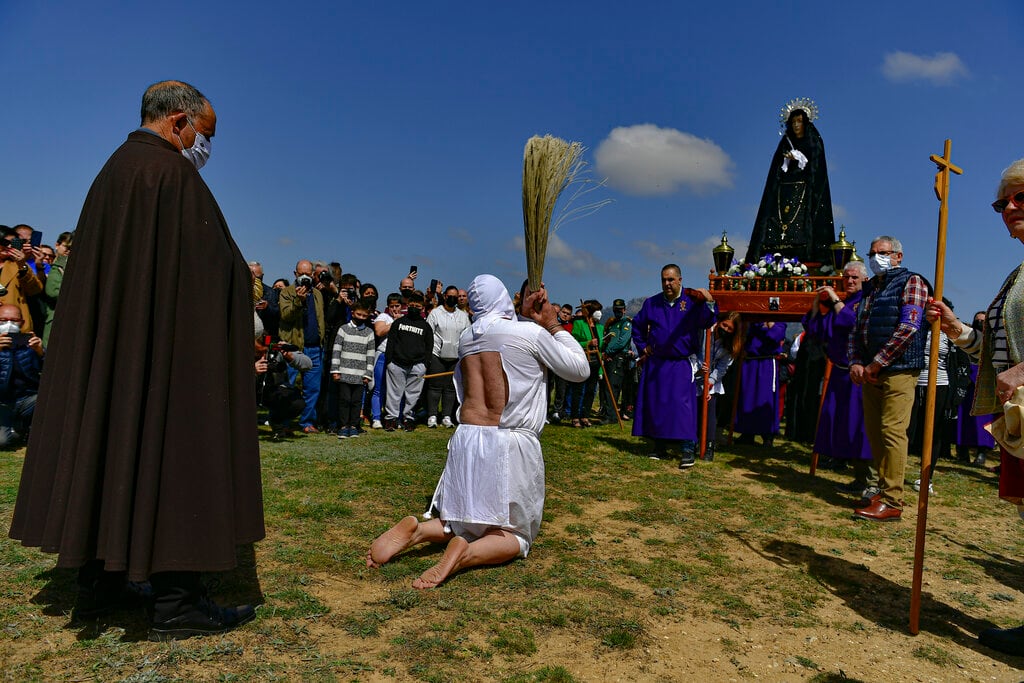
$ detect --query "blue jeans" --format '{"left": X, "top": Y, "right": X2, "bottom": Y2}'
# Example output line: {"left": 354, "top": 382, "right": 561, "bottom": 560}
{"left": 371, "top": 352, "right": 387, "bottom": 421}
{"left": 287, "top": 346, "right": 322, "bottom": 428}
{"left": 0, "top": 393, "right": 36, "bottom": 448}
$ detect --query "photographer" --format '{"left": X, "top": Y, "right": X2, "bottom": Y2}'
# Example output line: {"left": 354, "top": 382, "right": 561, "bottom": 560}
{"left": 0, "top": 304, "right": 43, "bottom": 448}
{"left": 255, "top": 336, "right": 311, "bottom": 439}
{"left": 0, "top": 227, "right": 43, "bottom": 333}
{"left": 278, "top": 260, "right": 325, "bottom": 433}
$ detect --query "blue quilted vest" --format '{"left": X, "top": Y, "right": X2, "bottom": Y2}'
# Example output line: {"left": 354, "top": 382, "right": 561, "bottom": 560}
{"left": 859, "top": 267, "right": 926, "bottom": 372}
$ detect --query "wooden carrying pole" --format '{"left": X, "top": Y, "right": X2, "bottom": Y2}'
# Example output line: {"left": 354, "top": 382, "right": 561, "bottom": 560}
{"left": 910, "top": 139, "right": 963, "bottom": 635}
{"left": 699, "top": 327, "right": 712, "bottom": 459}
{"left": 582, "top": 301, "right": 624, "bottom": 430}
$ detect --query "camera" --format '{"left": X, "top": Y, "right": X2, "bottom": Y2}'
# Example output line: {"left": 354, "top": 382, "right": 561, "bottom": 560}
{"left": 344, "top": 287, "right": 357, "bottom": 301}
{"left": 317, "top": 270, "right": 334, "bottom": 286}
{"left": 265, "top": 342, "right": 299, "bottom": 374}
{"left": 295, "top": 274, "right": 314, "bottom": 289}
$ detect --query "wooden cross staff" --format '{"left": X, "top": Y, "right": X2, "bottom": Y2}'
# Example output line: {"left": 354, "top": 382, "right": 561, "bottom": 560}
{"left": 910, "top": 140, "right": 963, "bottom": 635}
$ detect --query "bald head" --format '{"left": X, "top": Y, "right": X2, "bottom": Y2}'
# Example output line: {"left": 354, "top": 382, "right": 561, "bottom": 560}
{"left": 0, "top": 305, "right": 23, "bottom": 323}
{"left": 295, "top": 260, "right": 313, "bottom": 277}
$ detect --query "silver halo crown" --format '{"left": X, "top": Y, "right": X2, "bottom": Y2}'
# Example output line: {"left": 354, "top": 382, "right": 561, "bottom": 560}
{"left": 779, "top": 97, "right": 819, "bottom": 131}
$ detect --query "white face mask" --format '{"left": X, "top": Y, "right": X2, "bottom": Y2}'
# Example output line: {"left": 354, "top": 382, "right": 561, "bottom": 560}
{"left": 592, "top": 310, "right": 603, "bottom": 322}
{"left": 176, "top": 119, "right": 212, "bottom": 170}
{"left": 0, "top": 321, "right": 21, "bottom": 335}
{"left": 869, "top": 252, "right": 892, "bottom": 276}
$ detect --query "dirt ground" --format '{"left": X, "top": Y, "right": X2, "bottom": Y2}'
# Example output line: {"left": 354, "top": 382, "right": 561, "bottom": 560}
{"left": 3, "top": 448, "right": 1024, "bottom": 682}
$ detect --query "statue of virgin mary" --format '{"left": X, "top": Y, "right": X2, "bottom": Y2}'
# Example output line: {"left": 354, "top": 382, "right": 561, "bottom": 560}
{"left": 745, "top": 98, "right": 835, "bottom": 265}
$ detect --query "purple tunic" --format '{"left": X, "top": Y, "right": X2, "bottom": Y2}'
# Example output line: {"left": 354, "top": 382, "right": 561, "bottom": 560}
{"left": 631, "top": 292, "right": 716, "bottom": 440}
{"left": 957, "top": 363, "right": 996, "bottom": 448}
{"left": 735, "top": 322, "right": 786, "bottom": 436}
{"left": 803, "top": 292, "right": 872, "bottom": 460}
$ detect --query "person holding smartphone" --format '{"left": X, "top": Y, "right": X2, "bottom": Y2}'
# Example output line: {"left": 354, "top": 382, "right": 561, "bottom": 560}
{"left": 0, "top": 228, "right": 43, "bottom": 333}
{"left": 0, "top": 304, "right": 43, "bottom": 448}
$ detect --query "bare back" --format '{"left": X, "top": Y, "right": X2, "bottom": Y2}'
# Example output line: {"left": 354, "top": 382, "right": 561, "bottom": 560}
{"left": 458, "top": 351, "right": 509, "bottom": 426}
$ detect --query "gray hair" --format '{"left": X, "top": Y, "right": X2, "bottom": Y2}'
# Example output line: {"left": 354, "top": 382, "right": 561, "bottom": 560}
{"left": 871, "top": 235, "right": 902, "bottom": 253}
{"left": 312, "top": 261, "right": 328, "bottom": 271}
{"left": 140, "top": 80, "right": 207, "bottom": 124}
{"left": 843, "top": 260, "right": 868, "bottom": 277}
{"left": 998, "top": 159, "right": 1024, "bottom": 198}
{"left": 247, "top": 261, "right": 261, "bottom": 267}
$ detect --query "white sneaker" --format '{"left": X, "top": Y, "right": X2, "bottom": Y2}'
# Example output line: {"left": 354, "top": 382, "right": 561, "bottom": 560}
{"left": 442, "top": 416, "right": 454, "bottom": 428}
{"left": 912, "top": 479, "right": 934, "bottom": 494}
{"left": 427, "top": 416, "right": 438, "bottom": 428}
{"left": 372, "top": 419, "right": 383, "bottom": 430}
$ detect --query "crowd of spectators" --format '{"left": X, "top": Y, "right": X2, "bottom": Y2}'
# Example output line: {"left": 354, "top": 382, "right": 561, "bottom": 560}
{"left": 0, "top": 224, "right": 67, "bottom": 449}
{"left": 247, "top": 261, "right": 650, "bottom": 440}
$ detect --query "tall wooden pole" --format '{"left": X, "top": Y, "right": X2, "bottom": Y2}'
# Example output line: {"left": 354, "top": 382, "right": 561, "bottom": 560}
{"left": 700, "top": 327, "right": 712, "bottom": 459}
{"left": 910, "top": 139, "right": 963, "bottom": 635}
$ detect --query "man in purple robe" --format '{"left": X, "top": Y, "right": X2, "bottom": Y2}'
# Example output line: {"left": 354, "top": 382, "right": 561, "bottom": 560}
{"left": 956, "top": 312, "right": 996, "bottom": 467}
{"left": 804, "top": 261, "right": 874, "bottom": 494}
{"left": 735, "top": 322, "right": 787, "bottom": 446}
{"left": 632, "top": 264, "right": 717, "bottom": 467}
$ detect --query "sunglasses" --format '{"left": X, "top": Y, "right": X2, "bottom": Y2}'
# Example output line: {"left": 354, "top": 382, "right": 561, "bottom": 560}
{"left": 992, "top": 190, "right": 1024, "bottom": 213}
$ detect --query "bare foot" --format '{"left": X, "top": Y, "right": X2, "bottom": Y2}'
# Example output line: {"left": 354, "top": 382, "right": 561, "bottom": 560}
{"left": 367, "top": 516, "right": 420, "bottom": 568}
{"left": 412, "top": 536, "right": 469, "bottom": 589}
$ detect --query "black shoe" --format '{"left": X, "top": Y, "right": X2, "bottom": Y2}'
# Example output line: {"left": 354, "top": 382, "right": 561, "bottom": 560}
{"left": 384, "top": 419, "right": 397, "bottom": 432}
{"left": 403, "top": 420, "right": 416, "bottom": 432}
{"left": 762, "top": 436, "right": 775, "bottom": 448}
{"left": 704, "top": 442, "right": 715, "bottom": 462}
{"left": 149, "top": 597, "right": 256, "bottom": 642}
{"left": 973, "top": 451, "right": 988, "bottom": 468}
{"left": 678, "top": 452, "right": 696, "bottom": 469}
{"left": 979, "top": 624, "right": 1024, "bottom": 656}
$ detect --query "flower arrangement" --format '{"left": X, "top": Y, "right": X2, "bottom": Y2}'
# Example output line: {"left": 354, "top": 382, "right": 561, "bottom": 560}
{"left": 723, "top": 253, "right": 812, "bottom": 291}
{"left": 726, "top": 253, "right": 809, "bottom": 277}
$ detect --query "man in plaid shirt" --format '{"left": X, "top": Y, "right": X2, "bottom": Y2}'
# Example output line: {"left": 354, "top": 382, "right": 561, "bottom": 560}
{"left": 848, "top": 236, "right": 928, "bottom": 521}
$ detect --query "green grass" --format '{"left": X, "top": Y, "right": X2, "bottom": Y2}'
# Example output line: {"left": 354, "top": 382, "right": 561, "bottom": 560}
{"left": 0, "top": 419, "right": 1021, "bottom": 680}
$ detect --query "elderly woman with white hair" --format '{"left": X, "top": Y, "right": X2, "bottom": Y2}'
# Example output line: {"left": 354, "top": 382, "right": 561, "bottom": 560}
{"left": 928, "top": 158, "right": 1024, "bottom": 656}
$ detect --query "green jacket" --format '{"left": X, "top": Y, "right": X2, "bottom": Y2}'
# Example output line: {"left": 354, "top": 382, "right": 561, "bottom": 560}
{"left": 278, "top": 285, "right": 326, "bottom": 348}
{"left": 571, "top": 318, "right": 605, "bottom": 362}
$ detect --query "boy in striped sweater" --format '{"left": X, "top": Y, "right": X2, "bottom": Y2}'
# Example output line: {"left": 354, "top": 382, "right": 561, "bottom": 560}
{"left": 330, "top": 301, "right": 376, "bottom": 438}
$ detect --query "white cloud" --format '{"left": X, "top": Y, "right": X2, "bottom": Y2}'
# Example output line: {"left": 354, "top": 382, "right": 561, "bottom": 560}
{"left": 448, "top": 227, "right": 474, "bottom": 244}
{"left": 832, "top": 204, "right": 848, "bottom": 221}
{"left": 882, "top": 51, "right": 968, "bottom": 85}
{"left": 594, "top": 124, "right": 734, "bottom": 196}
{"left": 510, "top": 233, "right": 628, "bottom": 280}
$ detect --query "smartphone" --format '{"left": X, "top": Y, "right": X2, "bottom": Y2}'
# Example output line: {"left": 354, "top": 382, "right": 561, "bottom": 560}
{"left": 30, "top": 231, "right": 42, "bottom": 249}
{"left": 7, "top": 332, "right": 31, "bottom": 347}
{"left": 410, "top": 265, "right": 418, "bottom": 275}
{"left": 429, "top": 278, "right": 439, "bottom": 294}
{"left": 9, "top": 237, "right": 23, "bottom": 250}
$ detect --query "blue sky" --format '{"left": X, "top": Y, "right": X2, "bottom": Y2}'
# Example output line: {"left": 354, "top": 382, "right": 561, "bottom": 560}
{"left": 2, "top": 2, "right": 1020, "bottom": 317}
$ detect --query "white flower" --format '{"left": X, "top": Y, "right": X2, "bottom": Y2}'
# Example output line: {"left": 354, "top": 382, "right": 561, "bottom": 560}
{"left": 744, "top": 270, "right": 756, "bottom": 279}
{"left": 758, "top": 267, "right": 767, "bottom": 276}
{"left": 757, "top": 260, "right": 766, "bottom": 268}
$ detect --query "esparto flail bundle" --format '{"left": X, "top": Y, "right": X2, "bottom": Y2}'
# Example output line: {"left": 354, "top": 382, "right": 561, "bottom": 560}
{"left": 522, "top": 135, "right": 585, "bottom": 292}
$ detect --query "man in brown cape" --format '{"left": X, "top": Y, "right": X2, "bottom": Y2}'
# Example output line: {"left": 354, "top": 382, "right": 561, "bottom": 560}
{"left": 8, "top": 80, "right": 264, "bottom": 641}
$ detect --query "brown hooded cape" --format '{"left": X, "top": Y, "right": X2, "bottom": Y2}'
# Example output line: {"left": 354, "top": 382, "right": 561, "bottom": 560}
{"left": 9, "top": 130, "right": 265, "bottom": 581}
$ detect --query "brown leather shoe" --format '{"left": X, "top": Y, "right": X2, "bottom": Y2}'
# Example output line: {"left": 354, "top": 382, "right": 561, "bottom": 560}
{"left": 853, "top": 499, "right": 902, "bottom": 522}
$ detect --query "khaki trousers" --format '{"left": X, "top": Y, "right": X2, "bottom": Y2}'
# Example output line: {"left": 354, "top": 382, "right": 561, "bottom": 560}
{"left": 861, "top": 369, "right": 919, "bottom": 508}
